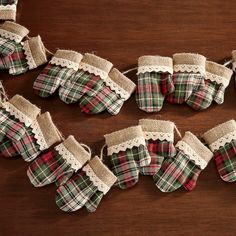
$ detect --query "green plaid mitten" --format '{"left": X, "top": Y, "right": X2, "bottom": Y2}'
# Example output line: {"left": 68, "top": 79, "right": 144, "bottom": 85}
{"left": 203, "top": 120, "right": 236, "bottom": 183}
{"left": 167, "top": 53, "right": 206, "bottom": 104}
{"left": 55, "top": 156, "right": 117, "bottom": 212}
{"left": 139, "top": 119, "right": 176, "bottom": 176}
{"left": 33, "top": 50, "right": 82, "bottom": 97}
{"left": 0, "top": 1, "right": 18, "bottom": 21}
{"left": 153, "top": 132, "right": 213, "bottom": 192}
{"left": 104, "top": 125, "right": 151, "bottom": 189}
{"left": 186, "top": 61, "right": 232, "bottom": 110}
{"left": 136, "top": 55, "right": 174, "bottom": 112}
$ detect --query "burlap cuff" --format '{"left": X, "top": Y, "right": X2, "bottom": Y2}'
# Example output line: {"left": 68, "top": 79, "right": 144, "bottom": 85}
{"left": 0, "top": 5, "right": 16, "bottom": 21}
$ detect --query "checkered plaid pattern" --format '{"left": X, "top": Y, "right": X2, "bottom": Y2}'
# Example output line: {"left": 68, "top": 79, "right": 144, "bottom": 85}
{"left": 183, "top": 166, "right": 202, "bottom": 191}
{"left": 140, "top": 140, "right": 176, "bottom": 176}
{"left": 79, "top": 84, "right": 125, "bottom": 115}
{"left": 214, "top": 140, "right": 236, "bottom": 182}
{"left": 27, "top": 149, "right": 74, "bottom": 187}
{"left": 33, "top": 64, "right": 77, "bottom": 98}
{"left": 59, "top": 70, "right": 103, "bottom": 104}
{"left": 161, "top": 73, "right": 175, "bottom": 95}
{"left": 8, "top": 42, "right": 28, "bottom": 75}
{"left": 55, "top": 170, "right": 104, "bottom": 212}
{"left": 167, "top": 73, "right": 205, "bottom": 104}
{"left": 0, "top": 37, "right": 16, "bottom": 57}
{"left": 0, "top": 55, "right": 10, "bottom": 70}
{"left": 0, "top": 138, "right": 18, "bottom": 158}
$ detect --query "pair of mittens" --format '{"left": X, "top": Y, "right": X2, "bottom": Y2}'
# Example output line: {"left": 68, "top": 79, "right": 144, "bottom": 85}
{"left": 55, "top": 156, "right": 117, "bottom": 212}
{"left": 0, "top": 112, "right": 62, "bottom": 162}
{"left": 0, "top": 94, "right": 40, "bottom": 143}
{"left": 27, "top": 135, "right": 91, "bottom": 187}
{"left": 154, "top": 132, "right": 213, "bottom": 192}
{"left": 136, "top": 55, "right": 174, "bottom": 112}
{"left": 33, "top": 50, "right": 83, "bottom": 97}
{"left": 138, "top": 119, "right": 176, "bottom": 175}
{"left": 104, "top": 125, "right": 151, "bottom": 189}
{"left": 167, "top": 53, "right": 206, "bottom": 104}
{"left": 203, "top": 120, "right": 236, "bottom": 182}
{"left": 0, "top": 21, "right": 29, "bottom": 69}
{"left": 0, "top": 0, "right": 18, "bottom": 21}
{"left": 186, "top": 61, "right": 232, "bottom": 110}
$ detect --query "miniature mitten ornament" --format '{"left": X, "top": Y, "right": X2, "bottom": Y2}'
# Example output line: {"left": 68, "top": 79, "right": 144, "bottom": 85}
{"left": 153, "top": 132, "right": 213, "bottom": 192}
{"left": 27, "top": 135, "right": 91, "bottom": 187}
{"left": 79, "top": 68, "right": 136, "bottom": 115}
{"left": 7, "top": 35, "right": 47, "bottom": 75}
{"left": 104, "top": 126, "right": 151, "bottom": 189}
{"left": 0, "top": 0, "right": 18, "bottom": 21}
{"left": 203, "top": 120, "right": 236, "bottom": 182}
{"left": 167, "top": 53, "right": 206, "bottom": 104}
{"left": 138, "top": 119, "right": 176, "bottom": 175}
{"left": 59, "top": 53, "right": 113, "bottom": 104}
{"left": 33, "top": 50, "right": 83, "bottom": 98}
{"left": 186, "top": 61, "right": 232, "bottom": 110}
{"left": 0, "top": 94, "right": 40, "bottom": 143}
{"left": 55, "top": 156, "right": 117, "bottom": 212}
{"left": 136, "top": 55, "right": 174, "bottom": 112}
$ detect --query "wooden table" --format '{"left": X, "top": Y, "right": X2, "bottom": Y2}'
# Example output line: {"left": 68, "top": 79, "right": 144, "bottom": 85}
{"left": 0, "top": 0, "right": 236, "bottom": 235}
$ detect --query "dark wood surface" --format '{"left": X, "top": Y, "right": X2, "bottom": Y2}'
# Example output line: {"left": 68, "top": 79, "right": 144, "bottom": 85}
{"left": 0, "top": 0, "right": 236, "bottom": 235}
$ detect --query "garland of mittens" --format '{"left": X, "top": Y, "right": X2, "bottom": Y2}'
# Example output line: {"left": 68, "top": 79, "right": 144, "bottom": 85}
{"left": 0, "top": 94, "right": 236, "bottom": 212}
{"left": 0, "top": 21, "right": 235, "bottom": 115}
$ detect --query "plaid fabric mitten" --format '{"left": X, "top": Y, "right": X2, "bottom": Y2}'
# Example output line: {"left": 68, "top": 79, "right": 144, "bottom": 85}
{"left": 33, "top": 50, "right": 83, "bottom": 98}
{"left": 138, "top": 119, "right": 176, "bottom": 175}
{"left": 0, "top": 94, "right": 40, "bottom": 144}
{"left": 27, "top": 135, "right": 91, "bottom": 187}
{"left": 0, "top": 0, "right": 18, "bottom": 21}
{"left": 0, "top": 21, "right": 29, "bottom": 69}
{"left": 55, "top": 156, "right": 117, "bottom": 212}
{"left": 136, "top": 55, "right": 174, "bottom": 112}
{"left": 153, "top": 132, "right": 213, "bottom": 192}
{"left": 186, "top": 61, "right": 232, "bottom": 110}
{"left": 7, "top": 35, "right": 47, "bottom": 75}
{"left": 203, "top": 120, "right": 236, "bottom": 182}
{"left": 104, "top": 125, "right": 151, "bottom": 189}
{"left": 167, "top": 53, "right": 206, "bottom": 104}
{"left": 79, "top": 68, "right": 136, "bottom": 115}
{"left": 59, "top": 53, "right": 113, "bottom": 104}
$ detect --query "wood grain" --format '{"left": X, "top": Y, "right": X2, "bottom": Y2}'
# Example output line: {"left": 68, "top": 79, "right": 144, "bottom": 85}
{"left": 0, "top": 0, "right": 236, "bottom": 235}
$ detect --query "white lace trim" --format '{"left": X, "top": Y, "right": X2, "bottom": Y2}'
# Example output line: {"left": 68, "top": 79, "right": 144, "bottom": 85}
{"left": 79, "top": 62, "right": 108, "bottom": 80}
{"left": 0, "top": 4, "right": 16, "bottom": 11}
{"left": 176, "top": 140, "right": 207, "bottom": 169}
{"left": 107, "top": 137, "right": 146, "bottom": 156}
{"left": 50, "top": 57, "right": 79, "bottom": 71}
{"left": 101, "top": 76, "right": 130, "bottom": 100}
{"left": 174, "top": 64, "right": 205, "bottom": 75}
{"left": 83, "top": 164, "right": 109, "bottom": 194}
{"left": 137, "top": 65, "right": 173, "bottom": 75}
{"left": 22, "top": 42, "right": 36, "bottom": 70}
{"left": 30, "top": 121, "right": 48, "bottom": 151}
{"left": 0, "top": 28, "right": 22, "bottom": 43}
{"left": 209, "top": 131, "right": 236, "bottom": 152}
{"left": 55, "top": 143, "right": 82, "bottom": 171}
{"left": 206, "top": 72, "right": 229, "bottom": 87}
{"left": 2, "top": 102, "right": 33, "bottom": 127}
{"left": 143, "top": 131, "right": 174, "bottom": 142}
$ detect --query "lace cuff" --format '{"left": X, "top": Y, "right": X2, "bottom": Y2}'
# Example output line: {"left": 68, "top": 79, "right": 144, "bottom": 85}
{"left": 0, "top": 4, "right": 16, "bottom": 21}
{"left": 174, "top": 64, "right": 205, "bottom": 75}
{"left": 143, "top": 132, "right": 174, "bottom": 142}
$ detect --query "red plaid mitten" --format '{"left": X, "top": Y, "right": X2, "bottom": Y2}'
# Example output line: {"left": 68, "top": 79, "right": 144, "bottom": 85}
{"left": 139, "top": 119, "right": 176, "bottom": 175}
{"left": 27, "top": 135, "right": 91, "bottom": 187}
{"left": 7, "top": 35, "right": 47, "bottom": 75}
{"left": 0, "top": 0, "right": 18, "bottom": 21}
{"left": 79, "top": 68, "right": 136, "bottom": 115}
{"left": 59, "top": 53, "right": 113, "bottom": 104}
{"left": 104, "top": 125, "right": 151, "bottom": 189}
{"left": 203, "top": 120, "right": 236, "bottom": 182}
{"left": 0, "top": 94, "right": 40, "bottom": 144}
{"left": 153, "top": 132, "right": 213, "bottom": 192}
{"left": 136, "top": 55, "right": 174, "bottom": 112}
{"left": 55, "top": 156, "right": 117, "bottom": 212}
{"left": 167, "top": 53, "right": 206, "bottom": 104}
{"left": 0, "top": 21, "right": 29, "bottom": 69}
{"left": 186, "top": 61, "right": 232, "bottom": 110}
{"left": 33, "top": 50, "right": 83, "bottom": 98}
